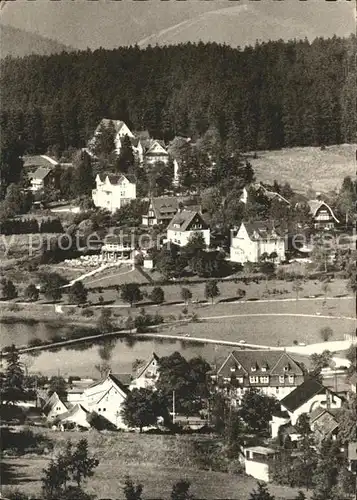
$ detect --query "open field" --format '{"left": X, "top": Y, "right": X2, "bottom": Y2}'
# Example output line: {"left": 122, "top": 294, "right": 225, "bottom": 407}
{"left": 2, "top": 430, "right": 311, "bottom": 499}
{"left": 249, "top": 144, "right": 356, "bottom": 194}
{"left": 85, "top": 277, "right": 350, "bottom": 307}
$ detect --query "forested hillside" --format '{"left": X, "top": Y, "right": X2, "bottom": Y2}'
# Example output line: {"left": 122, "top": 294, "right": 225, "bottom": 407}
{"left": 1, "top": 36, "right": 355, "bottom": 154}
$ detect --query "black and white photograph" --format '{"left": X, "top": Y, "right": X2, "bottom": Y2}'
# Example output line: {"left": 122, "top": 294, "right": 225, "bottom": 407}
{"left": 0, "top": 0, "right": 356, "bottom": 498}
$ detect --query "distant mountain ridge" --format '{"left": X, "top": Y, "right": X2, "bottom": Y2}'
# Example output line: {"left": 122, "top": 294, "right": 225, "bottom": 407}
{"left": 0, "top": 24, "right": 73, "bottom": 58}
{"left": 0, "top": 0, "right": 354, "bottom": 55}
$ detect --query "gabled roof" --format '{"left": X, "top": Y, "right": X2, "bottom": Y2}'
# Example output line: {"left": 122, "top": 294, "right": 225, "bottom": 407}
{"left": 217, "top": 350, "right": 302, "bottom": 378}
{"left": 280, "top": 378, "right": 334, "bottom": 412}
{"left": 135, "top": 352, "right": 160, "bottom": 379}
{"left": 97, "top": 173, "right": 136, "bottom": 185}
{"left": 308, "top": 200, "right": 339, "bottom": 223}
{"left": 108, "top": 373, "right": 130, "bottom": 395}
{"left": 30, "top": 167, "right": 53, "bottom": 181}
{"left": 241, "top": 221, "right": 285, "bottom": 240}
{"left": 110, "top": 373, "right": 132, "bottom": 387}
{"left": 23, "top": 155, "right": 58, "bottom": 168}
{"left": 95, "top": 119, "right": 128, "bottom": 135}
{"left": 42, "top": 392, "right": 67, "bottom": 415}
{"left": 167, "top": 210, "right": 206, "bottom": 232}
{"left": 57, "top": 403, "right": 89, "bottom": 422}
{"left": 150, "top": 197, "right": 179, "bottom": 219}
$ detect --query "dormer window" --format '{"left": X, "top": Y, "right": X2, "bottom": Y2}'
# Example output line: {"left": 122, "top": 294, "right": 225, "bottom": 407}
{"left": 251, "top": 366, "right": 257, "bottom": 372}
{"left": 261, "top": 366, "right": 267, "bottom": 372}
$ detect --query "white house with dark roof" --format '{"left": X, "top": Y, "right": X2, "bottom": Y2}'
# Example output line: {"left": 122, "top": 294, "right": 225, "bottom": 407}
{"left": 81, "top": 373, "right": 129, "bottom": 429}
{"left": 230, "top": 221, "right": 286, "bottom": 264}
{"left": 90, "top": 119, "right": 134, "bottom": 153}
{"left": 142, "top": 197, "right": 179, "bottom": 226}
{"left": 42, "top": 392, "right": 68, "bottom": 421}
{"left": 213, "top": 350, "right": 304, "bottom": 405}
{"left": 167, "top": 209, "right": 210, "bottom": 247}
{"left": 130, "top": 353, "right": 160, "bottom": 390}
{"left": 92, "top": 173, "right": 136, "bottom": 212}
{"left": 308, "top": 199, "right": 339, "bottom": 230}
{"left": 279, "top": 378, "right": 344, "bottom": 425}
{"left": 144, "top": 140, "right": 169, "bottom": 165}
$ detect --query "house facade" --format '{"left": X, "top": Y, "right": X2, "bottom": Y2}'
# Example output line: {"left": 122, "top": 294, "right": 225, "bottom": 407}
{"left": 167, "top": 210, "right": 210, "bottom": 247}
{"left": 142, "top": 197, "right": 179, "bottom": 226}
{"left": 90, "top": 119, "right": 134, "bottom": 154}
{"left": 230, "top": 222, "right": 286, "bottom": 264}
{"left": 279, "top": 378, "right": 344, "bottom": 426}
{"left": 308, "top": 200, "right": 339, "bottom": 230}
{"left": 243, "top": 446, "right": 278, "bottom": 482}
{"left": 144, "top": 140, "right": 169, "bottom": 165}
{"left": 81, "top": 373, "right": 129, "bottom": 429}
{"left": 130, "top": 353, "right": 160, "bottom": 390}
{"left": 57, "top": 404, "right": 91, "bottom": 429}
{"left": 92, "top": 173, "right": 136, "bottom": 213}
{"left": 213, "top": 350, "right": 304, "bottom": 405}
{"left": 29, "top": 167, "right": 56, "bottom": 192}
{"left": 42, "top": 392, "right": 68, "bottom": 420}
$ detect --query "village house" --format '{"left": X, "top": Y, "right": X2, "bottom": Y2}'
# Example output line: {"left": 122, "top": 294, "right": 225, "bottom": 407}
{"left": 81, "top": 373, "right": 129, "bottom": 429}
{"left": 308, "top": 198, "right": 339, "bottom": 230}
{"left": 309, "top": 406, "right": 340, "bottom": 442}
{"left": 279, "top": 377, "right": 344, "bottom": 426}
{"left": 92, "top": 173, "right": 136, "bottom": 213}
{"left": 144, "top": 140, "right": 169, "bottom": 165}
{"left": 56, "top": 404, "right": 91, "bottom": 429}
{"left": 130, "top": 353, "right": 160, "bottom": 390}
{"left": 142, "top": 197, "right": 179, "bottom": 226}
{"left": 213, "top": 350, "right": 304, "bottom": 405}
{"left": 42, "top": 392, "right": 68, "bottom": 421}
{"left": 29, "top": 167, "right": 56, "bottom": 192}
{"left": 230, "top": 221, "right": 286, "bottom": 264}
{"left": 240, "top": 184, "right": 291, "bottom": 206}
{"left": 243, "top": 446, "right": 278, "bottom": 482}
{"left": 90, "top": 118, "right": 134, "bottom": 153}
{"left": 167, "top": 209, "right": 210, "bottom": 247}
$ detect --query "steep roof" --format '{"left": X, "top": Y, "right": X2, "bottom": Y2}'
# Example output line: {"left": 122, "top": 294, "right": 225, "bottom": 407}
{"left": 308, "top": 200, "right": 339, "bottom": 223}
{"left": 108, "top": 373, "right": 130, "bottom": 395}
{"left": 110, "top": 373, "right": 132, "bottom": 387}
{"left": 96, "top": 118, "right": 127, "bottom": 134}
{"left": 167, "top": 210, "right": 206, "bottom": 232}
{"left": 30, "top": 167, "right": 53, "bottom": 181}
{"left": 42, "top": 392, "right": 67, "bottom": 415}
{"left": 241, "top": 221, "right": 285, "bottom": 240}
{"left": 97, "top": 173, "right": 136, "bottom": 185}
{"left": 151, "top": 197, "right": 179, "bottom": 219}
{"left": 280, "top": 378, "right": 329, "bottom": 412}
{"left": 57, "top": 403, "right": 89, "bottom": 421}
{"left": 23, "top": 155, "right": 58, "bottom": 168}
{"left": 217, "top": 350, "right": 302, "bottom": 378}
{"left": 135, "top": 352, "right": 160, "bottom": 379}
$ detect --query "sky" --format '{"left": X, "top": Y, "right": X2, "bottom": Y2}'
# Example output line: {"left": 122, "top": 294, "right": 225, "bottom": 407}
{"left": 0, "top": 0, "right": 355, "bottom": 50}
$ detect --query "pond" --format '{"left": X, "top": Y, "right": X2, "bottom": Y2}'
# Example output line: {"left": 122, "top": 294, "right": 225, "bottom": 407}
{"left": 0, "top": 319, "right": 232, "bottom": 377}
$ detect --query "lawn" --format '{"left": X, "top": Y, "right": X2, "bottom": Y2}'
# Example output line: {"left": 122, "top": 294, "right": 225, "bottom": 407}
{"left": 2, "top": 430, "right": 311, "bottom": 499}
{"left": 249, "top": 144, "right": 356, "bottom": 194}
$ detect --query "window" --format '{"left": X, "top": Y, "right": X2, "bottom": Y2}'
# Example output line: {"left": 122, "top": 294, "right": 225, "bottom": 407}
{"left": 288, "top": 375, "right": 295, "bottom": 383}
{"left": 249, "top": 376, "right": 259, "bottom": 383}
{"left": 98, "top": 408, "right": 101, "bottom": 412}
{"left": 103, "top": 408, "right": 106, "bottom": 411}
{"left": 260, "top": 376, "right": 269, "bottom": 384}
{"left": 237, "top": 377, "right": 244, "bottom": 384}
{"left": 279, "top": 376, "right": 285, "bottom": 384}
{"left": 276, "top": 387, "right": 280, "bottom": 393}
{"left": 261, "top": 367, "right": 267, "bottom": 372}
{"left": 230, "top": 367, "right": 236, "bottom": 372}
{"left": 283, "top": 365, "right": 290, "bottom": 371}
{"left": 251, "top": 366, "right": 257, "bottom": 372}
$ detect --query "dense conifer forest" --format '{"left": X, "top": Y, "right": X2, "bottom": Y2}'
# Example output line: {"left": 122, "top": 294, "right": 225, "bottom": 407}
{"left": 1, "top": 35, "right": 356, "bottom": 154}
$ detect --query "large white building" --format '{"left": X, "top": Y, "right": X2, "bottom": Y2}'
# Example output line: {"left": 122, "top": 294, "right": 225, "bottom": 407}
{"left": 230, "top": 221, "right": 286, "bottom": 264}
{"left": 167, "top": 209, "right": 210, "bottom": 248}
{"left": 92, "top": 173, "right": 136, "bottom": 213}
{"left": 81, "top": 373, "right": 129, "bottom": 429}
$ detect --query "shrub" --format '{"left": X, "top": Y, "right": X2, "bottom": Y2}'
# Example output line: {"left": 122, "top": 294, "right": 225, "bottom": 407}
{"left": 81, "top": 308, "right": 94, "bottom": 317}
